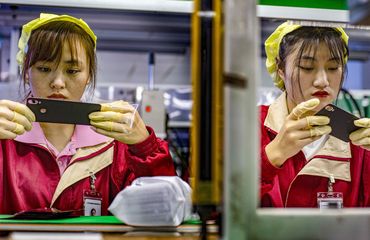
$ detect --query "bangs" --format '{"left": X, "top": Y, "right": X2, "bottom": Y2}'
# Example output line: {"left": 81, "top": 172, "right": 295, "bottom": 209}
{"left": 27, "top": 22, "right": 86, "bottom": 67}
{"left": 293, "top": 27, "right": 347, "bottom": 66}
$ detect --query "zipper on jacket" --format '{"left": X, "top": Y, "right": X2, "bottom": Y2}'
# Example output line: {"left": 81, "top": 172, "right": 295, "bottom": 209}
{"left": 284, "top": 174, "right": 299, "bottom": 207}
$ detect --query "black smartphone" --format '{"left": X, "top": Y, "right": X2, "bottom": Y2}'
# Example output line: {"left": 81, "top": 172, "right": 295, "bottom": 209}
{"left": 26, "top": 97, "right": 101, "bottom": 125}
{"left": 316, "top": 104, "right": 361, "bottom": 142}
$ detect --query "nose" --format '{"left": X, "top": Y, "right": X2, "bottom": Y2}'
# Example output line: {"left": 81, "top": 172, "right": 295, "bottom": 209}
{"left": 50, "top": 73, "right": 66, "bottom": 90}
{"left": 313, "top": 69, "right": 329, "bottom": 88}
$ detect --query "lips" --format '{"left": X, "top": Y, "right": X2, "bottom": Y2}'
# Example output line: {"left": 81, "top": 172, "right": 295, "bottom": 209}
{"left": 312, "top": 91, "right": 329, "bottom": 97}
{"left": 47, "top": 93, "right": 66, "bottom": 99}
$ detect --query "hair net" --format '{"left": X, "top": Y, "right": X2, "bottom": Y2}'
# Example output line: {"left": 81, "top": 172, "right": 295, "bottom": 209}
{"left": 17, "top": 13, "right": 97, "bottom": 68}
{"left": 265, "top": 21, "right": 348, "bottom": 90}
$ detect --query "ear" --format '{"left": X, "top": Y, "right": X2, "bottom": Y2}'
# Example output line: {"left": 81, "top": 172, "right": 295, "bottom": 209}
{"left": 24, "top": 71, "right": 29, "bottom": 84}
{"left": 275, "top": 57, "right": 285, "bottom": 82}
{"left": 277, "top": 68, "right": 285, "bottom": 81}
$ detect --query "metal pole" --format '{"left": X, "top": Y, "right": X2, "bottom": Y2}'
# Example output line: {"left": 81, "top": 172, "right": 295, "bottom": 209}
{"left": 223, "top": 0, "right": 259, "bottom": 239}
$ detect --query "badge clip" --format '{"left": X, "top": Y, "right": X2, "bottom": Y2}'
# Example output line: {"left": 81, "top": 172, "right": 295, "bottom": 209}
{"left": 83, "top": 172, "right": 102, "bottom": 216}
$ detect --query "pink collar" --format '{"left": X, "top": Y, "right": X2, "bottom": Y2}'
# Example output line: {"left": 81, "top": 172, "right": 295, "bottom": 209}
{"left": 15, "top": 122, "right": 111, "bottom": 148}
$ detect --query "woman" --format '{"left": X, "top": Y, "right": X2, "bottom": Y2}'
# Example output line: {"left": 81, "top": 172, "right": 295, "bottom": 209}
{"left": 0, "top": 13, "right": 176, "bottom": 215}
{"left": 261, "top": 22, "right": 370, "bottom": 208}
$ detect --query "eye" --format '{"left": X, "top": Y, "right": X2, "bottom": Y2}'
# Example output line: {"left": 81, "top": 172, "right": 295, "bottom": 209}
{"left": 36, "top": 66, "right": 51, "bottom": 73}
{"left": 67, "top": 69, "right": 80, "bottom": 74}
{"left": 328, "top": 66, "right": 339, "bottom": 71}
{"left": 298, "top": 66, "right": 314, "bottom": 71}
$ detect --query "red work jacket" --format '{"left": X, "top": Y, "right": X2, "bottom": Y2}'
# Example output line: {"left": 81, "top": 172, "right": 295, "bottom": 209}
{"left": 0, "top": 127, "right": 175, "bottom": 214}
{"left": 260, "top": 93, "right": 370, "bottom": 207}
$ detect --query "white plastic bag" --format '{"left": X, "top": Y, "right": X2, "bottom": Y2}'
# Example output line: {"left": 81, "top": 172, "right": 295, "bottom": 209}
{"left": 108, "top": 176, "right": 192, "bottom": 226}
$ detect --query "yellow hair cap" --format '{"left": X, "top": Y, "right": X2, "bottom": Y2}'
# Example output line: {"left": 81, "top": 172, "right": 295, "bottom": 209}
{"left": 265, "top": 21, "right": 348, "bottom": 90}
{"left": 17, "top": 13, "right": 97, "bottom": 68}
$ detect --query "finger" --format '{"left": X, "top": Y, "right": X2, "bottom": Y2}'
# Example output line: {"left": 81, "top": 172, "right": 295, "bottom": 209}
{"left": 3, "top": 100, "right": 35, "bottom": 122}
{"left": 89, "top": 112, "right": 129, "bottom": 124}
{"left": 0, "top": 119, "right": 27, "bottom": 135}
{"left": 0, "top": 118, "right": 25, "bottom": 136}
{"left": 288, "top": 98, "right": 320, "bottom": 120}
{"left": 11, "top": 123, "right": 26, "bottom": 135}
{"left": 305, "top": 116, "right": 330, "bottom": 127}
{"left": 300, "top": 125, "right": 332, "bottom": 138}
{"left": 90, "top": 121, "right": 130, "bottom": 134}
{"left": 0, "top": 106, "right": 13, "bottom": 120}
{"left": 11, "top": 112, "right": 33, "bottom": 131}
{"left": 349, "top": 127, "right": 370, "bottom": 142}
{"left": 0, "top": 128, "right": 17, "bottom": 139}
{"left": 351, "top": 136, "right": 370, "bottom": 146}
{"left": 100, "top": 101, "right": 133, "bottom": 113}
{"left": 121, "top": 112, "right": 136, "bottom": 128}
{"left": 289, "top": 116, "right": 330, "bottom": 131}
{"left": 354, "top": 118, "right": 370, "bottom": 128}
{"left": 309, "top": 126, "right": 331, "bottom": 137}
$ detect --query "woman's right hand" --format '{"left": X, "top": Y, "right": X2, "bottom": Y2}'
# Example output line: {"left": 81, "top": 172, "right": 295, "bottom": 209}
{"left": 265, "top": 98, "right": 332, "bottom": 167}
{"left": 0, "top": 100, "right": 35, "bottom": 139}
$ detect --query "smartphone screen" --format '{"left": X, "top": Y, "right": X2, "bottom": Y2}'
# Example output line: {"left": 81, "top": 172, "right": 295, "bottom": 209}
{"left": 316, "top": 104, "right": 360, "bottom": 142}
{"left": 26, "top": 97, "right": 101, "bottom": 125}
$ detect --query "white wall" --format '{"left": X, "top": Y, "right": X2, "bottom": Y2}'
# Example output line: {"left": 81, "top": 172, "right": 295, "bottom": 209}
{"left": 96, "top": 50, "right": 190, "bottom": 88}
{"left": 344, "top": 61, "right": 363, "bottom": 89}
{"left": 0, "top": 39, "right": 10, "bottom": 82}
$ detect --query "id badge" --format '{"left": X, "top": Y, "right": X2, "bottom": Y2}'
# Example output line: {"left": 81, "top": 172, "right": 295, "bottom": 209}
{"left": 83, "top": 190, "right": 102, "bottom": 216}
{"left": 317, "top": 192, "right": 343, "bottom": 209}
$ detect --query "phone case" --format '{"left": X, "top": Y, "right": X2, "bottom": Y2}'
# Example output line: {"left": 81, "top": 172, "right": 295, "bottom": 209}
{"left": 316, "top": 104, "right": 361, "bottom": 142}
{"left": 26, "top": 98, "right": 101, "bottom": 125}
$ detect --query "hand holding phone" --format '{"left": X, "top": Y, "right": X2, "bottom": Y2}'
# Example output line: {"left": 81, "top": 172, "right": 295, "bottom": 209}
{"left": 26, "top": 97, "right": 101, "bottom": 125}
{"left": 348, "top": 117, "right": 370, "bottom": 151}
{"left": 0, "top": 99, "right": 35, "bottom": 139}
{"left": 316, "top": 104, "right": 360, "bottom": 142}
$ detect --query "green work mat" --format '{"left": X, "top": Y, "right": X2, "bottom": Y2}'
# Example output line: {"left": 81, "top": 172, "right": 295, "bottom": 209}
{"left": 0, "top": 215, "right": 200, "bottom": 225}
{"left": 0, "top": 215, "right": 123, "bottom": 225}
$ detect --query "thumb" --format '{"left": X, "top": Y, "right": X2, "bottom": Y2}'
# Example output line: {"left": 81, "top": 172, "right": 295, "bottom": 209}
{"left": 289, "top": 98, "right": 320, "bottom": 120}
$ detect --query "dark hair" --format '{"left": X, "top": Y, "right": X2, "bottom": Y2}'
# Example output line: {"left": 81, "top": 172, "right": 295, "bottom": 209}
{"left": 21, "top": 21, "right": 97, "bottom": 99}
{"left": 277, "top": 27, "right": 348, "bottom": 100}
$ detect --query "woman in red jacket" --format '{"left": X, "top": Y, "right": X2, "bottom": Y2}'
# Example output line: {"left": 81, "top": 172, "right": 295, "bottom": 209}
{"left": 261, "top": 21, "right": 370, "bottom": 208}
{"left": 0, "top": 13, "right": 176, "bottom": 215}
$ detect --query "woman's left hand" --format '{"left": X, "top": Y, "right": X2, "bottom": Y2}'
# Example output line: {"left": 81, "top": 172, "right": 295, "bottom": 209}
{"left": 349, "top": 118, "right": 370, "bottom": 150}
{"left": 89, "top": 101, "right": 149, "bottom": 144}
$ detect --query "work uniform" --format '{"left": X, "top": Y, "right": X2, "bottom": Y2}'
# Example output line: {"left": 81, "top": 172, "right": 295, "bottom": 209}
{"left": 260, "top": 92, "right": 370, "bottom": 207}
{"left": 0, "top": 123, "right": 175, "bottom": 214}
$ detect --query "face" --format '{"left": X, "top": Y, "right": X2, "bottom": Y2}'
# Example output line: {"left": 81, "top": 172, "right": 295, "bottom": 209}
{"left": 278, "top": 42, "right": 343, "bottom": 113}
{"left": 26, "top": 42, "right": 90, "bottom": 101}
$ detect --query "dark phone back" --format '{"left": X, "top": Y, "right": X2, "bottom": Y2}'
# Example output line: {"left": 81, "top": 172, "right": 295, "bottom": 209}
{"left": 316, "top": 104, "right": 360, "bottom": 142}
{"left": 26, "top": 97, "right": 101, "bottom": 125}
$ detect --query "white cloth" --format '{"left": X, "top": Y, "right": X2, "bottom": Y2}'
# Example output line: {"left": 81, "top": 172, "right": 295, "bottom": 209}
{"left": 302, "top": 134, "right": 329, "bottom": 161}
{"left": 108, "top": 176, "right": 192, "bottom": 226}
